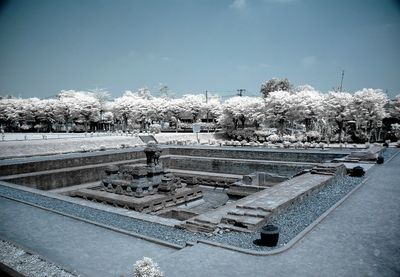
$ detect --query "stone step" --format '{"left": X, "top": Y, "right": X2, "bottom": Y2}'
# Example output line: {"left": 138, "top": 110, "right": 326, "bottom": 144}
{"left": 227, "top": 208, "right": 270, "bottom": 218}
{"left": 220, "top": 214, "right": 265, "bottom": 230}
{"left": 181, "top": 219, "right": 217, "bottom": 233}
{"left": 217, "top": 223, "right": 253, "bottom": 233}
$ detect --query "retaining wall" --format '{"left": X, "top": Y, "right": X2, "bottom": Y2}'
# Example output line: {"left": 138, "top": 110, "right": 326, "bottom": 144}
{"left": 167, "top": 147, "right": 347, "bottom": 163}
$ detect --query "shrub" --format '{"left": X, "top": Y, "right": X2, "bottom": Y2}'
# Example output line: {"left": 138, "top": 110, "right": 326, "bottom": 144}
{"left": 267, "top": 134, "right": 280, "bottom": 143}
{"left": 133, "top": 257, "right": 163, "bottom": 277}
{"left": 149, "top": 124, "right": 161, "bottom": 134}
{"left": 282, "top": 135, "right": 296, "bottom": 142}
{"left": 20, "top": 123, "right": 31, "bottom": 130}
{"left": 305, "top": 131, "right": 321, "bottom": 142}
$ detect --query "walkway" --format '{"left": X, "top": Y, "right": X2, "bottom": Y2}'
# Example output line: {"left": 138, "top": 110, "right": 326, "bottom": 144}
{"left": 1, "top": 150, "right": 399, "bottom": 277}
{"left": 0, "top": 197, "right": 176, "bottom": 277}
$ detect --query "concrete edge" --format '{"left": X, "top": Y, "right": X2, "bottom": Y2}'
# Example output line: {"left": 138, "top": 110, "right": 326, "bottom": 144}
{"left": 0, "top": 195, "right": 184, "bottom": 251}
{"left": 0, "top": 239, "right": 84, "bottom": 277}
{"left": 0, "top": 262, "right": 27, "bottom": 277}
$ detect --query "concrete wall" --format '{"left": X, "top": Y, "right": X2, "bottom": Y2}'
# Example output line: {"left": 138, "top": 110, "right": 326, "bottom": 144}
{"left": 2, "top": 159, "right": 145, "bottom": 191}
{"left": 167, "top": 147, "right": 347, "bottom": 163}
{"left": 164, "top": 156, "right": 312, "bottom": 177}
{"left": 0, "top": 149, "right": 147, "bottom": 176}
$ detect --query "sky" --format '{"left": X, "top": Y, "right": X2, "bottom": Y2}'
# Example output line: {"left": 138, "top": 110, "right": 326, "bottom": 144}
{"left": 0, "top": 0, "right": 399, "bottom": 100}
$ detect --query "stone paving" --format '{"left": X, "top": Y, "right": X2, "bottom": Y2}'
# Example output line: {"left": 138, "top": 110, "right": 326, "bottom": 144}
{"left": 0, "top": 197, "right": 177, "bottom": 277}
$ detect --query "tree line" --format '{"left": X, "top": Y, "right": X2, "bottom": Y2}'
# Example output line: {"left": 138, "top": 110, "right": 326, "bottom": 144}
{"left": 0, "top": 82, "right": 399, "bottom": 143}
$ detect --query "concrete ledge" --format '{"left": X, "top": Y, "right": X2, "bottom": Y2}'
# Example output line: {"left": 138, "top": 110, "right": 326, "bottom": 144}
{"left": 0, "top": 262, "right": 27, "bottom": 277}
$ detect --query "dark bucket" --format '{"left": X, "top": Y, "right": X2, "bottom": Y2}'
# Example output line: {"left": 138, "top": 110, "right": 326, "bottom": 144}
{"left": 254, "top": 224, "right": 279, "bottom": 247}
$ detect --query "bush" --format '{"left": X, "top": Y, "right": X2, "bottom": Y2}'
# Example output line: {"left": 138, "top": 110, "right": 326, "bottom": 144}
{"left": 133, "top": 257, "right": 163, "bottom": 277}
{"left": 149, "top": 124, "right": 161, "bottom": 134}
{"left": 282, "top": 135, "right": 296, "bottom": 142}
{"left": 306, "top": 131, "right": 321, "bottom": 142}
{"left": 267, "top": 134, "right": 280, "bottom": 143}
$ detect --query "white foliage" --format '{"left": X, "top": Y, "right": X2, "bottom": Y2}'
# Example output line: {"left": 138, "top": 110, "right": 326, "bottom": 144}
{"left": 133, "top": 257, "right": 163, "bottom": 277}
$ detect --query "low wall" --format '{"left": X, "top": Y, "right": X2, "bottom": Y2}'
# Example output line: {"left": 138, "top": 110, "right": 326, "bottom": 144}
{"left": 0, "top": 148, "right": 147, "bottom": 176}
{"left": 167, "top": 147, "right": 348, "bottom": 163}
{"left": 164, "top": 156, "right": 312, "bottom": 177}
{"left": 1, "top": 159, "right": 145, "bottom": 191}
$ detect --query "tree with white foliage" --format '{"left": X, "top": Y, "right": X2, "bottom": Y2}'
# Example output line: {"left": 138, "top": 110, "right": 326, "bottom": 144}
{"left": 260, "top": 78, "right": 293, "bottom": 98}
{"left": 58, "top": 90, "right": 100, "bottom": 132}
{"left": 202, "top": 97, "right": 222, "bottom": 124}
{"left": 179, "top": 94, "right": 205, "bottom": 122}
{"left": 288, "top": 89, "right": 323, "bottom": 132}
{"left": 219, "top": 96, "right": 264, "bottom": 130}
{"left": 352, "top": 88, "right": 388, "bottom": 142}
{"left": 113, "top": 91, "right": 140, "bottom": 131}
{"left": 163, "top": 98, "right": 185, "bottom": 132}
{"left": 323, "top": 91, "right": 354, "bottom": 143}
{"left": 0, "top": 98, "right": 20, "bottom": 130}
{"left": 264, "top": 91, "right": 292, "bottom": 135}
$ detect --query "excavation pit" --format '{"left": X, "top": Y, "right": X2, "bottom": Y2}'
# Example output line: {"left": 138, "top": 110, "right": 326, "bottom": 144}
{"left": 0, "top": 145, "right": 359, "bottom": 233}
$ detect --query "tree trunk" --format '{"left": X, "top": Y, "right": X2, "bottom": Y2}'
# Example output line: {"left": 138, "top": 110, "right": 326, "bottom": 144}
{"left": 337, "top": 120, "right": 343, "bottom": 143}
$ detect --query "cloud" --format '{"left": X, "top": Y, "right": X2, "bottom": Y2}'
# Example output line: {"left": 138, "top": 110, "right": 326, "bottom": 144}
{"left": 161, "top": 56, "right": 171, "bottom": 62}
{"left": 301, "top": 56, "right": 319, "bottom": 66}
{"left": 230, "top": 0, "right": 247, "bottom": 9}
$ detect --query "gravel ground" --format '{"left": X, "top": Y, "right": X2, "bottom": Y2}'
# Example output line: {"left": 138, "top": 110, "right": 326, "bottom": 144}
{"left": 0, "top": 240, "right": 79, "bottom": 277}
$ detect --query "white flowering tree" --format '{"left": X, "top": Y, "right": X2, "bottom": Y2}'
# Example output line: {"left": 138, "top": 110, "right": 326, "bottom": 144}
{"left": 264, "top": 91, "right": 292, "bottom": 135}
{"left": 260, "top": 78, "right": 293, "bottom": 98}
{"left": 394, "top": 95, "right": 400, "bottom": 119}
{"left": 352, "top": 88, "right": 388, "bottom": 142}
{"left": 178, "top": 94, "right": 205, "bottom": 122}
{"left": 30, "top": 99, "right": 58, "bottom": 132}
{"left": 55, "top": 92, "right": 80, "bottom": 132}
{"left": 0, "top": 98, "right": 20, "bottom": 130}
{"left": 323, "top": 91, "right": 354, "bottom": 143}
{"left": 113, "top": 91, "right": 140, "bottom": 131}
{"left": 163, "top": 98, "right": 185, "bottom": 132}
{"left": 288, "top": 88, "right": 323, "bottom": 132}
{"left": 219, "top": 96, "right": 264, "bottom": 131}
{"left": 58, "top": 90, "right": 100, "bottom": 132}
{"left": 202, "top": 97, "right": 222, "bottom": 130}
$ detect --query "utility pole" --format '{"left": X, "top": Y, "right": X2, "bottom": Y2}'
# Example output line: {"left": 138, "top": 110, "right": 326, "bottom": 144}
{"left": 205, "top": 90, "right": 208, "bottom": 103}
{"left": 237, "top": 89, "right": 246, "bottom": 97}
{"left": 339, "top": 70, "right": 344, "bottom": 92}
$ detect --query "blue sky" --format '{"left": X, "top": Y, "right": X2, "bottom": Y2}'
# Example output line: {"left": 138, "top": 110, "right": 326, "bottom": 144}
{"left": 0, "top": 0, "right": 399, "bottom": 99}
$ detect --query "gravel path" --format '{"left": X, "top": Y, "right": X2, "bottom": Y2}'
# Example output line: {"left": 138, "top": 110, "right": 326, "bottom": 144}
{"left": 0, "top": 240, "right": 78, "bottom": 277}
